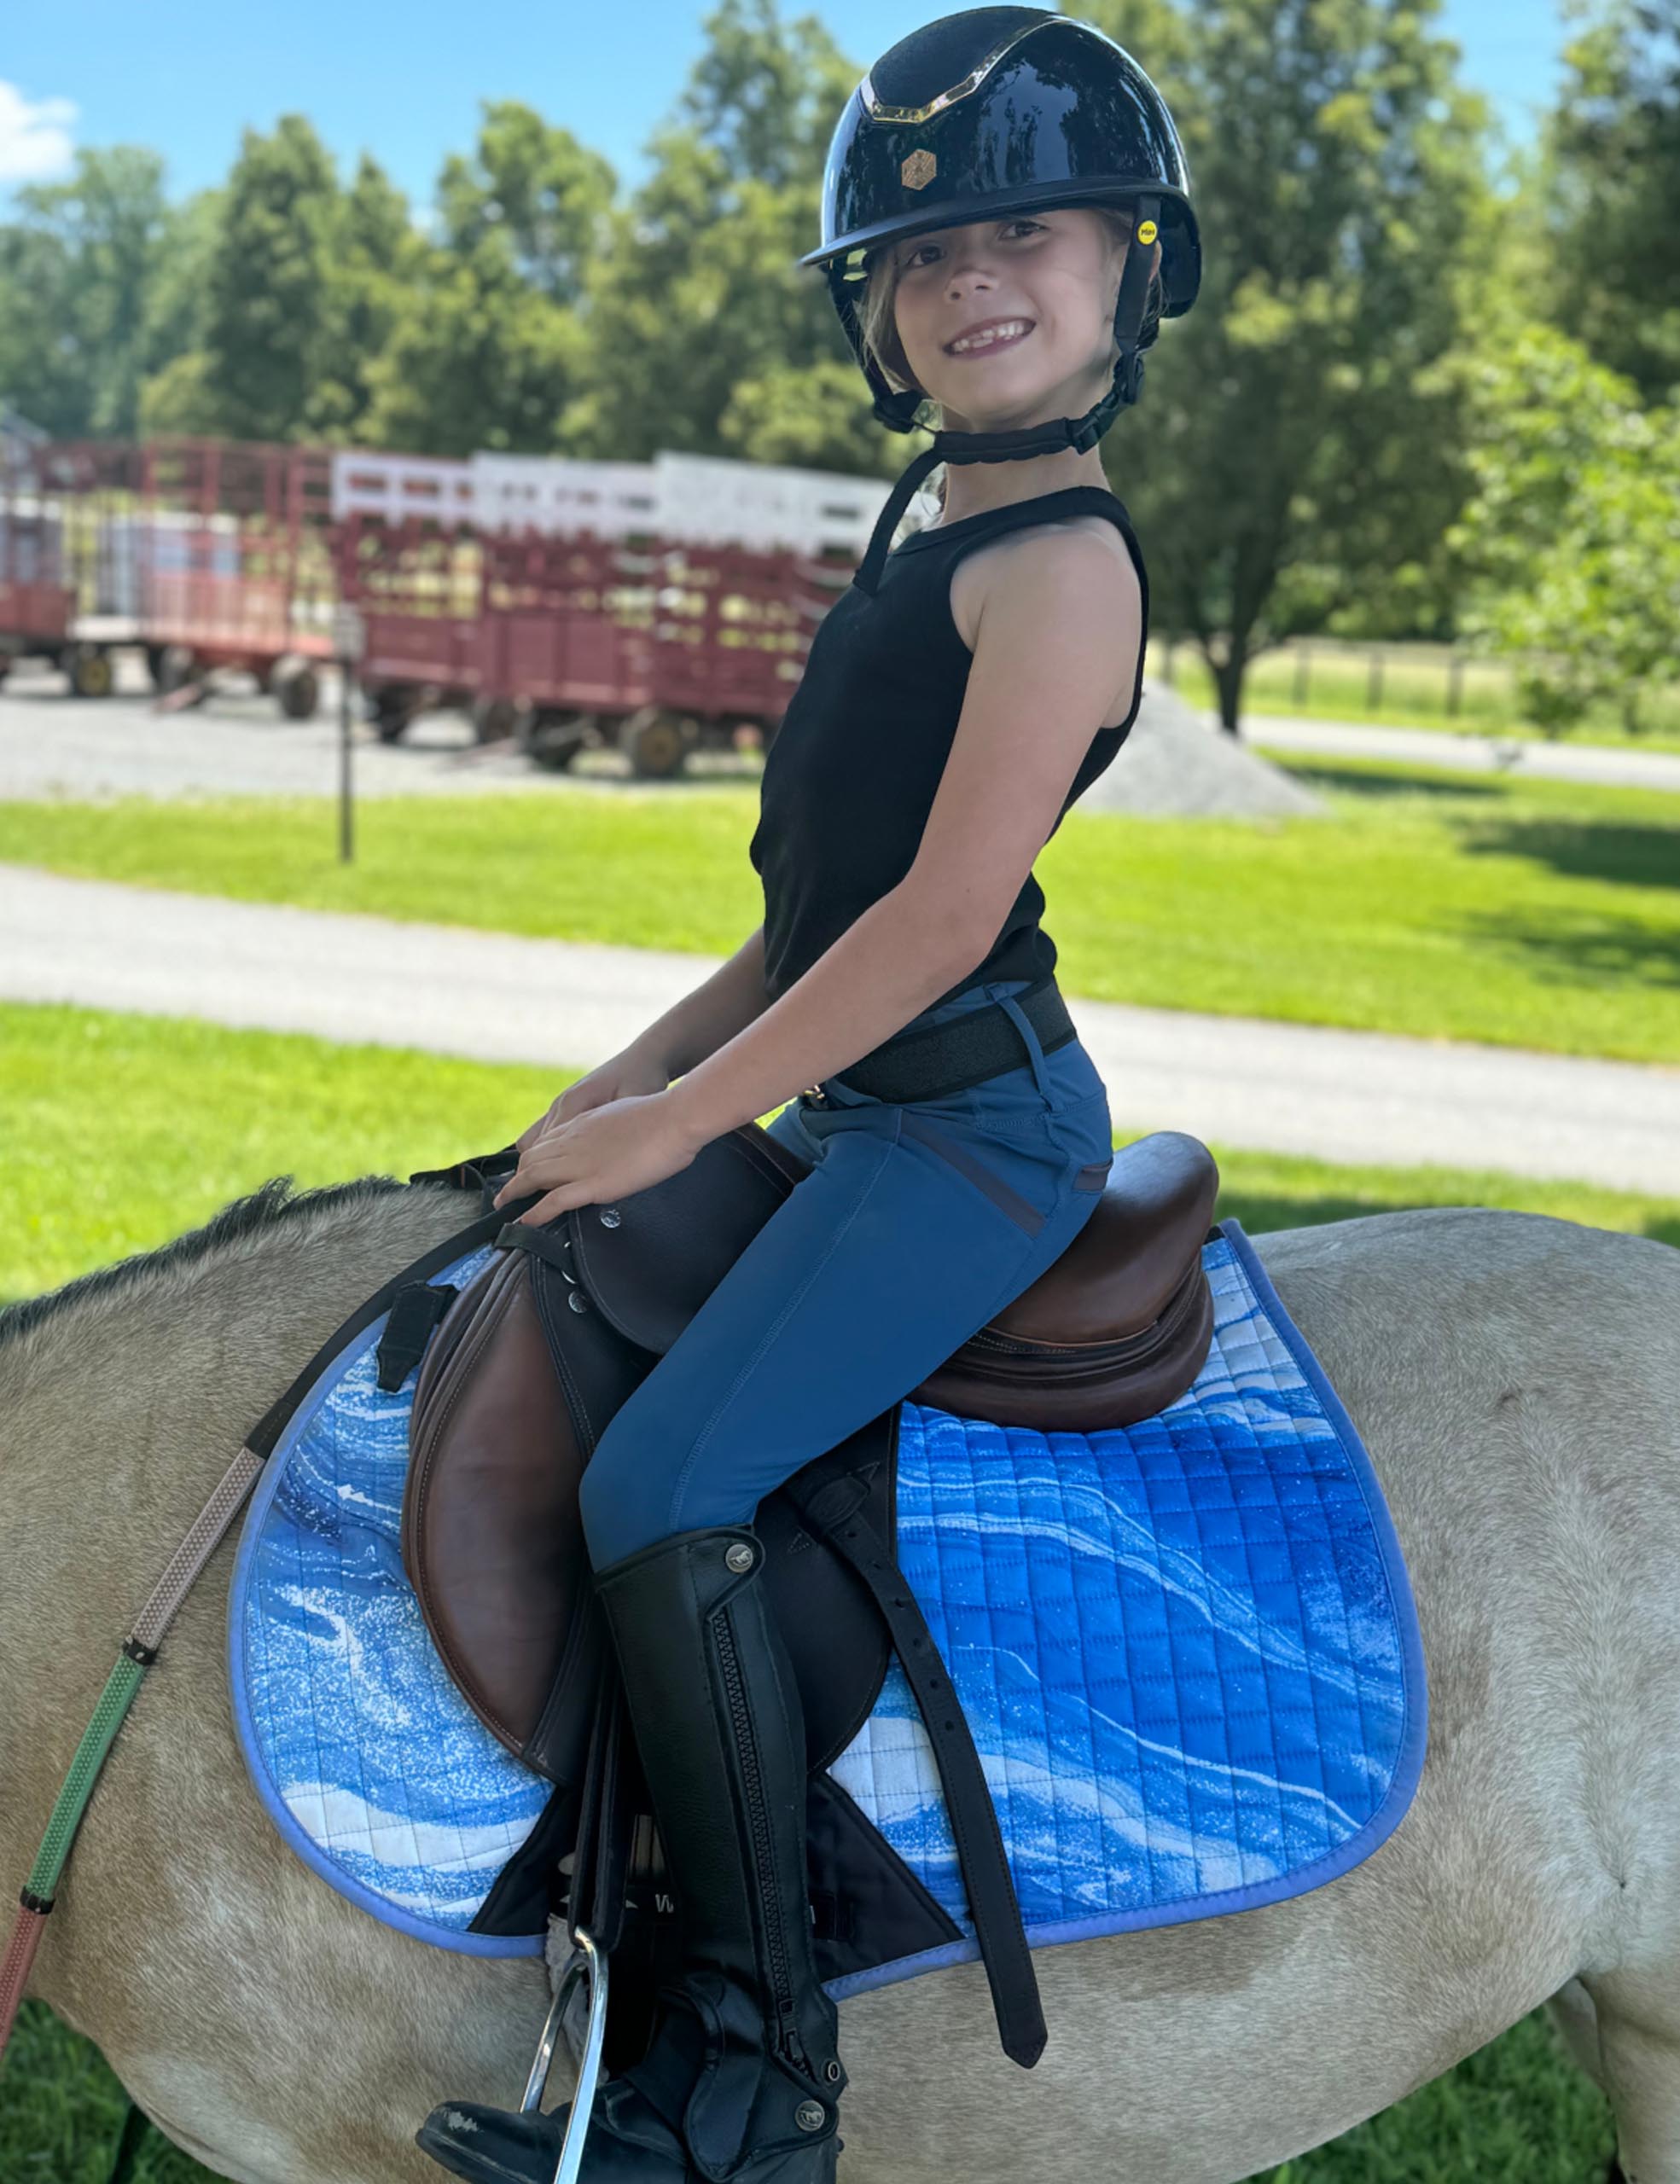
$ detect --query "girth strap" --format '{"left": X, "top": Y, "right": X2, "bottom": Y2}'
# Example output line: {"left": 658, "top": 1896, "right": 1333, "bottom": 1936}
{"left": 787, "top": 1464, "right": 1048, "bottom": 2069}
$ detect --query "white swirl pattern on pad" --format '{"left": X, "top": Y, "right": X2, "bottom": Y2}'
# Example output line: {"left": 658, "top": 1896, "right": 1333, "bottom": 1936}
{"left": 235, "top": 1230, "right": 1416, "bottom": 1962}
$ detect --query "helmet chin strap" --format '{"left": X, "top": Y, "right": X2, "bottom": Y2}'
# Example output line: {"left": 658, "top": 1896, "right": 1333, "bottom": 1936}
{"left": 853, "top": 196, "right": 1160, "bottom": 598}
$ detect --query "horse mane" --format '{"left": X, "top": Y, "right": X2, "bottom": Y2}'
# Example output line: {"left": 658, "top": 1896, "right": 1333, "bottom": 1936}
{"left": 0, "top": 1173, "right": 412, "bottom": 1351}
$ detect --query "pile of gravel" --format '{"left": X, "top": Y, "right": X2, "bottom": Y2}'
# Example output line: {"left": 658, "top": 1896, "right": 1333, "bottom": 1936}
{"left": 1080, "top": 681, "right": 1328, "bottom": 818}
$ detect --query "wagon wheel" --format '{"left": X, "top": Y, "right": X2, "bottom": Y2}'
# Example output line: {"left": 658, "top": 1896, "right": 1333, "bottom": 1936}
{"left": 473, "top": 695, "right": 527, "bottom": 746}
{"left": 275, "top": 662, "right": 321, "bottom": 721}
{"left": 68, "top": 645, "right": 115, "bottom": 700}
{"left": 530, "top": 738, "right": 587, "bottom": 773}
{"left": 365, "top": 685, "right": 416, "bottom": 743}
{"left": 155, "top": 645, "right": 198, "bottom": 695}
{"left": 526, "top": 708, "right": 593, "bottom": 772}
{"left": 622, "top": 706, "right": 689, "bottom": 780}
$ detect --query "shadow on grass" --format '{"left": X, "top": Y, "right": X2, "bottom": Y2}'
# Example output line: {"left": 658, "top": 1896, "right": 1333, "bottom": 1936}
{"left": 1462, "top": 815, "right": 1680, "bottom": 894}
{"left": 1273, "top": 760, "right": 1512, "bottom": 804}
{"left": 1462, "top": 904, "right": 1680, "bottom": 1001}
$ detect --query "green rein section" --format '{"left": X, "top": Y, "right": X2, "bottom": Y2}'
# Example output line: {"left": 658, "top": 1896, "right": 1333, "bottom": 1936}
{"left": 24, "top": 1651, "right": 150, "bottom": 1907}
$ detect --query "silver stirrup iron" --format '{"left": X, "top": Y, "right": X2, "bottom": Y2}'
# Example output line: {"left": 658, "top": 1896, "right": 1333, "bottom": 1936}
{"left": 520, "top": 1927, "right": 610, "bottom": 2184}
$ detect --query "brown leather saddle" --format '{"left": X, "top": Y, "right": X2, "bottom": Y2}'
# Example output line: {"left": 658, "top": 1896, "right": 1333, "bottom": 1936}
{"left": 399, "top": 1123, "right": 1218, "bottom": 1792}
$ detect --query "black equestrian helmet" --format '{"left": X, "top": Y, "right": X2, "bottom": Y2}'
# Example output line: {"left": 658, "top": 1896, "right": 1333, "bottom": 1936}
{"left": 801, "top": 7, "right": 1202, "bottom": 436}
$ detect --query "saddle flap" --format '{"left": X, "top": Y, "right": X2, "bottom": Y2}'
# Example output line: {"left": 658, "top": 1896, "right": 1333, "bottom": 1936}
{"left": 404, "top": 1250, "right": 596, "bottom": 1777}
{"left": 402, "top": 1188, "right": 895, "bottom": 1784}
{"left": 563, "top": 1125, "right": 807, "bottom": 1356}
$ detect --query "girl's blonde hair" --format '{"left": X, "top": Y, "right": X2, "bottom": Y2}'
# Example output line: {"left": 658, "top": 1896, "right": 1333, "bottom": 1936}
{"left": 857, "top": 204, "right": 1160, "bottom": 506}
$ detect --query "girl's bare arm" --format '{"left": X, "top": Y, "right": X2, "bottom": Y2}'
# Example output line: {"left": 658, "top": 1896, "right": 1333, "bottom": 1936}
{"left": 666, "top": 528, "right": 1139, "bottom": 1144}
{"left": 629, "top": 923, "right": 776, "bottom": 1078}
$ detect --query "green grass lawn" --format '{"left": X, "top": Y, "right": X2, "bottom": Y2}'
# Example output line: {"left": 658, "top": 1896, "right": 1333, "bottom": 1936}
{"left": 1170, "top": 646, "right": 1680, "bottom": 756}
{"left": 3, "top": 752, "right": 1679, "bottom": 1064}
{"left": 0, "top": 1000, "right": 1665, "bottom": 2178}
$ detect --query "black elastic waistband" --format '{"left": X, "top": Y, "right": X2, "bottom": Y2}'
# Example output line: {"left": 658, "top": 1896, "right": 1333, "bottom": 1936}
{"left": 826, "top": 976, "right": 1077, "bottom": 1104}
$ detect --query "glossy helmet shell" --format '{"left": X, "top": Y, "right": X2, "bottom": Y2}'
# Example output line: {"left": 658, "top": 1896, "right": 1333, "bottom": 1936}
{"left": 803, "top": 7, "right": 1201, "bottom": 427}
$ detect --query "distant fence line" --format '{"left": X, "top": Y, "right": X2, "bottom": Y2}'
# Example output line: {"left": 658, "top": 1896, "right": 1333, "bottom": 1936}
{"left": 1154, "top": 636, "right": 1512, "bottom": 718}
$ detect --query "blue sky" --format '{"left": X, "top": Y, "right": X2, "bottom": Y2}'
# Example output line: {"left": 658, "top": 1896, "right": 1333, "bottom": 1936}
{"left": 0, "top": 0, "right": 1567, "bottom": 212}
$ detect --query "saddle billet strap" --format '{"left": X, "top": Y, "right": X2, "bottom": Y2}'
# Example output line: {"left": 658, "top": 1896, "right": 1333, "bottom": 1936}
{"left": 567, "top": 1660, "right": 635, "bottom": 1957}
{"left": 834, "top": 975, "right": 1077, "bottom": 1105}
{"left": 246, "top": 1197, "right": 520, "bottom": 1461}
{"left": 375, "top": 1281, "right": 460, "bottom": 1392}
{"left": 787, "top": 1467, "right": 1049, "bottom": 2071}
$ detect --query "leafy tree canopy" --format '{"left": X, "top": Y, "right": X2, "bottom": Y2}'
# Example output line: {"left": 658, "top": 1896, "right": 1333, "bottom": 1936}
{"left": 1543, "top": 0, "right": 1680, "bottom": 404}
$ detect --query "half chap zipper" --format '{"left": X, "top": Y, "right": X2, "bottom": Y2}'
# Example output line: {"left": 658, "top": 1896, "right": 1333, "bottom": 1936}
{"left": 712, "top": 1603, "right": 810, "bottom": 2076}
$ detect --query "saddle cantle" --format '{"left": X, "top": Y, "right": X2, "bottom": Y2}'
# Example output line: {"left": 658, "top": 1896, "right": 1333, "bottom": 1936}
{"left": 401, "top": 1124, "right": 1218, "bottom": 1782}
{"left": 910, "top": 1127, "right": 1217, "bottom": 1428}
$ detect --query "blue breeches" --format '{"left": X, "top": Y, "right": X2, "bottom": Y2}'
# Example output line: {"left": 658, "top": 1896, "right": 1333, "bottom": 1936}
{"left": 576, "top": 979, "right": 1115, "bottom": 1569}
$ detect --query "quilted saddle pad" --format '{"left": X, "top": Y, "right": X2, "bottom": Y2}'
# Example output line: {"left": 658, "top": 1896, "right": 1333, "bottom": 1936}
{"left": 824, "top": 1217, "right": 1426, "bottom": 1999}
{"left": 227, "top": 1217, "right": 1426, "bottom": 1990}
{"left": 227, "top": 1242, "right": 551, "bottom": 1957}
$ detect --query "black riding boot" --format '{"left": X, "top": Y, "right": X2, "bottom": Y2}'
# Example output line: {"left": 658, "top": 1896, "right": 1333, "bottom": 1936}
{"left": 417, "top": 1525, "right": 847, "bottom": 2183}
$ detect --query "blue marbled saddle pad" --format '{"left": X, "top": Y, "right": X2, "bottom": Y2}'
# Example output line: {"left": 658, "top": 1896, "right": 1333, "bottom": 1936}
{"left": 228, "top": 1217, "right": 1425, "bottom": 1985}
{"left": 823, "top": 1217, "right": 1426, "bottom": 2000}
{"left": 228, "top": 1243, "right": 553, "bottom": 1959}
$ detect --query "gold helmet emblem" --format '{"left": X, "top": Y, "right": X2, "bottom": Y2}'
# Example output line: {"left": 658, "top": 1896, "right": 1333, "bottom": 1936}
{"left": 900, "top": 148, "right": 938, "bottom": 190}
{"left": 1136, "top": 218, "right": 1159, "bottom": 245}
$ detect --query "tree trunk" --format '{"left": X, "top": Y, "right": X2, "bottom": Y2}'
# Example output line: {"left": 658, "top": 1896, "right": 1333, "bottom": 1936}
{"left": 1212, "top": 648, "right": 1246, "bottom": 737}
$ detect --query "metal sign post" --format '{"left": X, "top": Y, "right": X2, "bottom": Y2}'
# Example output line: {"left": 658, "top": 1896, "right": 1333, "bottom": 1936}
{"left": 333, "top": 604, "right": 366, "bottom": 865}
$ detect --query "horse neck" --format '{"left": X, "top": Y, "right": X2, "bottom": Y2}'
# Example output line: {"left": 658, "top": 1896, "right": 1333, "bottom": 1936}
{"left": 0, "top": 1186, "right": 474, "bottom": 1786}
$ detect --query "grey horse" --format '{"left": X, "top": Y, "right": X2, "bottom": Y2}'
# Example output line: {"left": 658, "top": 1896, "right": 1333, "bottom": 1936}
{"left": 0, "top": 1176, "right": 1673, "bottom": 2183}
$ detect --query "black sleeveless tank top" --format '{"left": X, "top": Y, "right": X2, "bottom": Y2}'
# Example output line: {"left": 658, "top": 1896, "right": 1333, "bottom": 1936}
{"left": 747, "top": 484, "right": 1149, "bottom": 1008}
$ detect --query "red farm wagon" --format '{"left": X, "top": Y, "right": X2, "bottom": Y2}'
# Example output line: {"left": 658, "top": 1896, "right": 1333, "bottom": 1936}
{"left": 6, "top": 434, "right": 889, "bottom": 764}
{"left": 332, "top": 450, "right": 883, "bottom": 778}
{"left": 3, "top": 437, "right": 334, "bottom": 714}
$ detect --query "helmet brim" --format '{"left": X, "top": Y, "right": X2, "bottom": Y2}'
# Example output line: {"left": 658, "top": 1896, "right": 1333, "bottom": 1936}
{"left": 799, "top": 178, "right": 1200, "bottom": 319}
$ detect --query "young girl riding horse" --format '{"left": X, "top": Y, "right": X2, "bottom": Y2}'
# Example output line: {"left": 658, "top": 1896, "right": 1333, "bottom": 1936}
{"left": 420, "top": 8, "right": 1200, "bottom": 2178}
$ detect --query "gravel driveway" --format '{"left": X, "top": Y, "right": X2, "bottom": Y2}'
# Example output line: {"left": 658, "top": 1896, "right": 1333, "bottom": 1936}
{"left": 5, "top": 863, "right": 1676, "bottom": 1196}
{"left": 0, "top": 660, "right": 751, "bottom": 800}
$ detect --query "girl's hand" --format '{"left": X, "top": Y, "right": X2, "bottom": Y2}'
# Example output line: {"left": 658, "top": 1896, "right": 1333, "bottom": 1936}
{"left": 515, "top": 1046, "right": 673, "bottom": 1152}
{"left": 495, "top": 1090, "right": 703, "bottom": 1227}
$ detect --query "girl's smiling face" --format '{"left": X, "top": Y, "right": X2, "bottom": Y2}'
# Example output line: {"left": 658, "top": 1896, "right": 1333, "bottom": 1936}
{"left": 882, "top": 204, "right": 1152, "bottom": 432}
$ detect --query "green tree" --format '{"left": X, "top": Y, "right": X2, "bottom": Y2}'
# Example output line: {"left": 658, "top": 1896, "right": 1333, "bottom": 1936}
{"left": 678, "top": 0, "right": 856, "bottom": 191}
{"left": 0, "top": 148, "right": 187, "bottom": 439}
{"left": 1084, "top": 0, "right": 1491, "bottom": 731}
{"left": 360, "top": 106, "right": 603, "bottom": 455}
{"left": 1447, "top": 322, "right": 1680, "bottom": 733}
{"left": 134, "top": 189, "right": 223, "bottom": 436}
{"left": 313, "top": 155, "right": 425, "bottom": 440}
{"left": 437, "top": 101, "right": 614, "bottom": 305}
{"left": 200, "top": 115, "right": 341, "bottom": 441}
{"left": 362, "top": 241, "right": 590, "bottom": 456}
{"left": 1543, "top": 0, "right": 1680, "bottom": 406}
{"left": 562, "top": 0, "right": 889, "bottom": 474}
